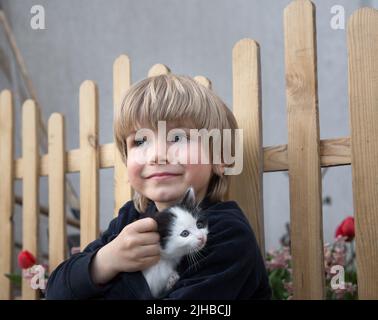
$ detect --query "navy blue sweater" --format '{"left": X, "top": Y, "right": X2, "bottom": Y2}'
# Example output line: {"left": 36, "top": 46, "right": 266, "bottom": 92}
{"left": 45, "top": 197, "right": 271, "bottom": 300}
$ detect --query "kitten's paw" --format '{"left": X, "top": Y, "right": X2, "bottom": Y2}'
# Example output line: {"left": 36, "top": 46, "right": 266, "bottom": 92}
{"left": 166, "top": 271, "right": 180, "bottom": 290}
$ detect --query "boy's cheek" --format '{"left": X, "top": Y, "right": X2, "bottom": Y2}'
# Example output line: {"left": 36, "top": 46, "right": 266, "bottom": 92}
{"left": 128, "top": 148, "right": 148, "bottom": 165}
{"left": 126, "top": 156, "right": 144, "bottom": 180}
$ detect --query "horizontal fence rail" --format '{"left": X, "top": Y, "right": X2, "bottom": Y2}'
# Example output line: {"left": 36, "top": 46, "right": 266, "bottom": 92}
{"left": 10, "top": 137, "right": 352, "bottom": 178}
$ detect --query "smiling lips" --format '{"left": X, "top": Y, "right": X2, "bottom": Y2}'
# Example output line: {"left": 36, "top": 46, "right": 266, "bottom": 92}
{"left": 146, "top": 172, "right": 182, "bottom": 179}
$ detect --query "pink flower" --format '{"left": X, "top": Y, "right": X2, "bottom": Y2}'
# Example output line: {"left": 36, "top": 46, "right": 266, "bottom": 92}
{"left": 266, "top": 247, "right": 291, "bottom": 271}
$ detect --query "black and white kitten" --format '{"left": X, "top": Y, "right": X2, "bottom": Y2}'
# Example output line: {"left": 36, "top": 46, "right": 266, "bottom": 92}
{"left": 142, "top": 187, "right": 209, "bottom": 298}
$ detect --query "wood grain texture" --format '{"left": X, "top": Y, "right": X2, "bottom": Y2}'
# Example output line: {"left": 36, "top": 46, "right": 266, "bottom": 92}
{"left": 113, "top": 55, "right": 132, "bottom": 217}
{"left": 284, "top": 0, "right": 325, "bottom": 299}
{"left": 348, "top": 7, "right": 378, "bottom": 299}
{"left": 79, "top": 81, "right": 99, "bottom": 250}
{"left": 0, "top": 90, "right": 14, "bottom": 300}
{"left": 21, "top": 99, "right": 39, "bottom": 300}
{"left": 231, "top": 38, "right": 265, "bottom": 253}
{"left": 48, "top": 113, "right": 67, "bottom": 272}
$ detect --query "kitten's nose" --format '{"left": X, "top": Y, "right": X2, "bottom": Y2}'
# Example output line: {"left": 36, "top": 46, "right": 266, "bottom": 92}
{"left": 198, "top": 235, "right": 206, "bottom": 245}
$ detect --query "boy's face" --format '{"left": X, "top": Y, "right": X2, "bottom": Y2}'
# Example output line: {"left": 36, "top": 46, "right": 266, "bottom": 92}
{"left": 126, "top": 121, "right": 214, "bottom": 211}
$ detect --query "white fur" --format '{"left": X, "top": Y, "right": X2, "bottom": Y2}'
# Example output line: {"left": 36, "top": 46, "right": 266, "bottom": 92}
{"left": 142, "top": 207, "right": 208, "bottom": 298}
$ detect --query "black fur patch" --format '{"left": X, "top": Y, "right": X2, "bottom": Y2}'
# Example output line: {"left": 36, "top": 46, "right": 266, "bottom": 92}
{"left": 154, "top": 210, "right": 176, "bottom": 249}
{"left": 139, "top": 187, "right": 208, "bottom": 249}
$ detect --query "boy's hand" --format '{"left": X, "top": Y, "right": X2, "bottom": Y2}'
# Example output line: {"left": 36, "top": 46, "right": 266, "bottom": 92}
{"left": 91, "top": 218, "right": 160, "bottom": 285}
{"left": 111, "top": 217, "right": 161, "bottom": 272}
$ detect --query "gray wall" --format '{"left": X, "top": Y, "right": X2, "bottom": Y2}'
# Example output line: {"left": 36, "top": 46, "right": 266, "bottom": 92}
{"left": 1, "top": 0, "right": 376, "bottom": 258}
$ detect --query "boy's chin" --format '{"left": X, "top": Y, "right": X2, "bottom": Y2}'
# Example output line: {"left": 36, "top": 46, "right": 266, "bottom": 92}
{"left": 147, "top": 188, "right": 187, "bottom": 203}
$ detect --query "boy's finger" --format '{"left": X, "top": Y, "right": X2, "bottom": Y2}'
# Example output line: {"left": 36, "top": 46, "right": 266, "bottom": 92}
{"left": 136, "top": 232, "right": 160, "bottom": 245}
{"left": 140, "top": 255, "right": 160, "bottom": 268}
{"left": 132, "top": 218, "right": 158, "bottom": 233}
{"left": 138, "top": 244, "right": 161, "bottom": 258}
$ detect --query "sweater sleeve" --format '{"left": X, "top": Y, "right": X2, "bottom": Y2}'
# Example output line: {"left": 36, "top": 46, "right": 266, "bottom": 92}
{"left": 163, "top": 210, "right": 271, "bottom": 300}
{"left": 45, "top": 216, "right": 120, "bottom": 299}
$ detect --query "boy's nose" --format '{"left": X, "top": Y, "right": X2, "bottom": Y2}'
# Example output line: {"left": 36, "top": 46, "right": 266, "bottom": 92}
{"left": 147, "top": 140, "right": 168, "bottom": 164}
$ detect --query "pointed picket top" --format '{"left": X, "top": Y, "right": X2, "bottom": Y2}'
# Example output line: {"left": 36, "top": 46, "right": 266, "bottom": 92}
{"left": 194, "top": 75, "right": 212, "bottom": 89}
{"left": 233, "top": 38, "right": 260, "bottom": 56}
{"left": 148, "top": 64, "right": 171, "bottom": 77}
{"left": 348, "top": 6, "right": 377, "bottom": 27}
{"left": 284, "top": 0, "right": 315, "bottom": 16}
{"left": 113, "top": 54, "right": 130, "bottom": 73}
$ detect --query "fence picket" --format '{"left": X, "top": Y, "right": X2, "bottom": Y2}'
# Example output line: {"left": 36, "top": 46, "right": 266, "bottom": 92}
{"left": 48, "top": 113, "right": 67, "bottom": 272}
{"left": 284, "top": 0, "right": 325, "bottom": 299}
{"left": 231, "top": 38, "right": 265, "bottom": 253}
{"left": 0, "top": 90, "right": 14, "bottom": 300}
{"left": 348, "top": 7, "right": 378, "bottom": 300}
{"left": 21, "top": 100, "right": 40, "bottom": 300}
{"left": 113, "top": 55, "right": 133, "bottom": 217}
{"left": 79, "top": 81, "right": 100, "bottom": 250}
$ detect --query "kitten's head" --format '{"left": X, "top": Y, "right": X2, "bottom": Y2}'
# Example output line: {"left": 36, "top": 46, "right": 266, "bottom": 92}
{"left": 152, "top": 187, "right": 209, "bottom": 259}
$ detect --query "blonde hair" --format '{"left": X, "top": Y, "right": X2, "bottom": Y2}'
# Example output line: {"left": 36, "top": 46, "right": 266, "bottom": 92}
{"left": 113, "top": 74, "right": 238, "bottom": 212}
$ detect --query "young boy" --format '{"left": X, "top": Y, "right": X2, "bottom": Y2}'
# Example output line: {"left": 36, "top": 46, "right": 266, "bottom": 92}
{"left": 45, "top": 74, "right": 271, "bottom": 299}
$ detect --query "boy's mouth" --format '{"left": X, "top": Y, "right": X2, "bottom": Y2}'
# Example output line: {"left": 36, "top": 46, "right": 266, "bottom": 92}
{"left": 146, "top": 172, "right": 182, "bottom": 179}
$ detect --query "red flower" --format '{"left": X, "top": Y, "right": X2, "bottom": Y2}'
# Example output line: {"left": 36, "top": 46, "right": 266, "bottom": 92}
{"left": 335, "top": 216, "right": 355, "bottom": 241}
{"left": 18, "top": 250, "right": 36, "bottom": 269}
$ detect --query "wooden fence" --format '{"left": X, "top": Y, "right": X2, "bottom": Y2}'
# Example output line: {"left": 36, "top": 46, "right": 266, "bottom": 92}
{"left": 0, "top": 0, "right": 377, "bottom": 299}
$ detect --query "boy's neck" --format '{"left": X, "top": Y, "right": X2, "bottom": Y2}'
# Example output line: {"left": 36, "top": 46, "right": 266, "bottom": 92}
{"left": 153, "top": 190, "right": 210, "bottom": 212}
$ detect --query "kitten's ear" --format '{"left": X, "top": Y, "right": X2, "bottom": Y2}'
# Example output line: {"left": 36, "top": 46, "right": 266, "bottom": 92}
{"left": 140, "top": 201, "right": 158, "bottom": 218}
{"left": 180, "top": 187, "right": 196, "bottom": 209}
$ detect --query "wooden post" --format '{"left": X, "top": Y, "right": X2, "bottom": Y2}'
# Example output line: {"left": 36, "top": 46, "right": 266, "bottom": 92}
{"left": 348, "top": 7, "right": 378, "bottom": 299}
{"left": 113, "top": 55, "right": 133, "bottom": 217}
{"left": 194, "top": 76, "right": 212, "bottom": 89}
{"left": 0, "top": 90, "right": 14, "bottom": 300}
{"left": 284, "top": 0, "right": 325, "bottom": 299}
{"left": 21, "top": 100, "right": 40, "bottom": 300}
{"left": 48, "top": 113, "right": 67, "bottom": 272}
{"left": 231, "top": 38, "right": 265, "bottom": 255}
{"left": 79, "top": 81, "right": 99, "bottom": 250}
{"left": 148, "top": 64, "right": 170, "bottom": 77}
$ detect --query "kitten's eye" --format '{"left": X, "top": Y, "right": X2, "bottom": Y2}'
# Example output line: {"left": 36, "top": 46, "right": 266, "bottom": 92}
{"left": 196, "top": 222, "right": 205, "bottom": 229}
{"left": 180, "top": 230, "right": 190, "bottom": 237}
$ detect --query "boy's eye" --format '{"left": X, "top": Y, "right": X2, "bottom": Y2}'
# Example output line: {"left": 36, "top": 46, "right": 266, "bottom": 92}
{"left": 196, "top": 221, "right": 205, "bottom": 229}
{"left": 133, "top": 136, "right": 147, "bottom": 147}
{"left": 133, "top": 134, "right": 187, "bottom": 146}
{"left": 169, "top": 134, "right": 188, "bottom": 143}
{"left": 180, "top": 230, "right": 190, "bottom": 237}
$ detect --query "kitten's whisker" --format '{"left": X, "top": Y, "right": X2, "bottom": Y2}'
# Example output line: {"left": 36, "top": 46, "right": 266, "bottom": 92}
{"left": 189, "top": 252, "right": 198, "bottom": 271}
{"left": 197, "top": 251, "right": 205, "bottom": 260}
{"left": 188, "top": 248, "right": 206, "bottom": 271}
{"left": 187, "top": 250, "right": 197, "bottom": 270}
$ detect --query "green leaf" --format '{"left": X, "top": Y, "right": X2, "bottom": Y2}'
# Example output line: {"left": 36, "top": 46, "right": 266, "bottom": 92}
{"left": 269, "top": 268, "right": 289, "bottom": 300}
{"left": 4, "top": 273, "right": 22, "bottom": 287}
